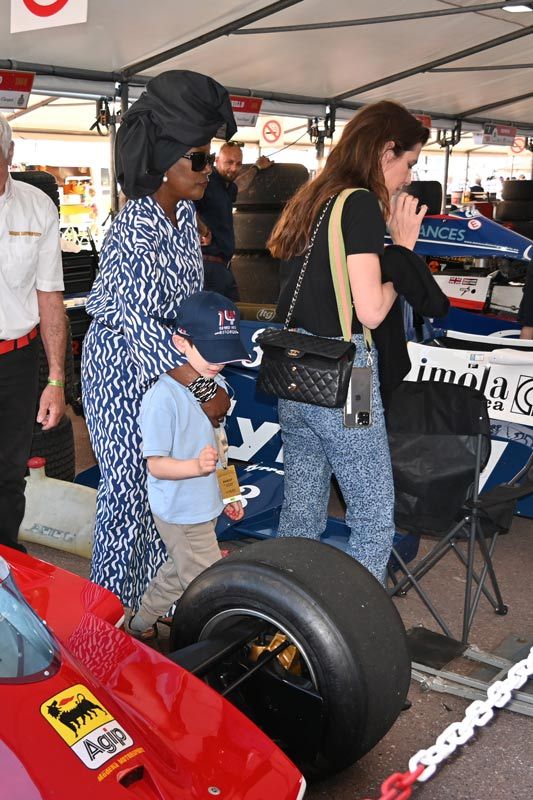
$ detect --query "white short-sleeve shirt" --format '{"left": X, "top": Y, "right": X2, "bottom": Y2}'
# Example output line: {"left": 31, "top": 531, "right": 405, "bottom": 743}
{"left": 0, "top": 175, "right": 63, "bottom": 340}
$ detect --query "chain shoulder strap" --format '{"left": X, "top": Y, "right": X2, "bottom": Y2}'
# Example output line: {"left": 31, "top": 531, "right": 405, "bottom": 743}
{"left": 284, "top": 195, "right": 335, "bottom": 328}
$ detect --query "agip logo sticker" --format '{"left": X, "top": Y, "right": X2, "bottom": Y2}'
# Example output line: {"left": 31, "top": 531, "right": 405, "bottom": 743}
{"left": 41, "top": 684, "right": 134, "bottom": 769}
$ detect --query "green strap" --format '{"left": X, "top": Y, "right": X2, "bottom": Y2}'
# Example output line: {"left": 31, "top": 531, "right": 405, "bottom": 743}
{"left": 328, "top": 188, "right": 373, "bottom": 351}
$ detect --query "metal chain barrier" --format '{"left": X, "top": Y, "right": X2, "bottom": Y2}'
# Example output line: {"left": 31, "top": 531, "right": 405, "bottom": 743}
{"left": 364, "top": 645, "right": 533, "bottom": 800}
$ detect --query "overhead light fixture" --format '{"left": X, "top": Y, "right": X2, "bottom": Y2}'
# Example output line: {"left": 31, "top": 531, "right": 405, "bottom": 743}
{"left": 503, "top": 2, "right": 533, "bottom": 11}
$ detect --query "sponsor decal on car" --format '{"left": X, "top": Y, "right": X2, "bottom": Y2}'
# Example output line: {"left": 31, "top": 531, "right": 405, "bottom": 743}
{"left": 41, "top": 683, "right": 134, "bottom": 769}
{"left": 407, "top": 342, "right": 533, "bottom": 423}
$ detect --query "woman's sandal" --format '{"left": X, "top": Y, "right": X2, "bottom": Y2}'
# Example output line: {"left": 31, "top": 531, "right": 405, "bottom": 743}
{"left": 156, "top": 614, "right": 173, "bottom": 628}
{"left": 126, "top": 615, "right": 158, "bottom": 642}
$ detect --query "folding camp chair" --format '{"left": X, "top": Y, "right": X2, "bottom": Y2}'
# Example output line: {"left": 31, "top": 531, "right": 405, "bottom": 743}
{"left": 386, "top": 380, "right": 533, "bottom": 646}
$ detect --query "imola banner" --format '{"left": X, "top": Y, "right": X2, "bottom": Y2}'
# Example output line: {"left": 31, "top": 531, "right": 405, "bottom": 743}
{"left": 406, "top": 341, "right": 533, "bottom": 426}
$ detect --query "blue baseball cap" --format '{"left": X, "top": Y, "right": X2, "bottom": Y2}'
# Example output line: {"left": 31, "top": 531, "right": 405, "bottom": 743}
{"left": 172, "top": 291, "right": 250, "bottom": 364}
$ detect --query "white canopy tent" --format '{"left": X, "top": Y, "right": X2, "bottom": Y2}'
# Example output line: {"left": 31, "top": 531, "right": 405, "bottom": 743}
{"left": 1, "top": 0, "right": 533, "bottom": 126}
{"left": 2, "top": 0, "right": 533, "bottom": 208}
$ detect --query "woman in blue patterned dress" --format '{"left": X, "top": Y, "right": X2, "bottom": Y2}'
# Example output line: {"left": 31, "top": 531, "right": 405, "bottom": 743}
{"left": 82, "top": 71, "right": 236, "bottom": 608}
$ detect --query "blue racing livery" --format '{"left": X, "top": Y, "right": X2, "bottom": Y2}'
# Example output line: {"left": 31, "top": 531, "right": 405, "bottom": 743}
{"left": 385, "top": 211, "right": 533, "bottom": 260}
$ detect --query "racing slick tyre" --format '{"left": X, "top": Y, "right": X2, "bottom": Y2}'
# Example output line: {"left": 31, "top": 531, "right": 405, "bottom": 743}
{"left": 406, "top": 180, "right": 443, "bottom": 215}
{"left": 11, "top": 170, "right": 61, "bottom": 211}
{"left": 505, "top": 220, "right": 533, "bottom": 239}
{"left": 29, "top": 414, "right": 75, "bottom": 482}
{"left": 170, "top": 537, "right": 410, "bottom": 778}
{"left": 501, "top": 179, "right": 533, "bottom": 202}
{"left": 494, "top": 200, "right": 533, "bottom": 222}
{"left": 231, "top": 253, "right": 280, "bottom": 304}
{"left": 234, "top": 210, "right": 281, "bottom": 252}
{"left": 235, "top": 163, "right": 309, "bottom": 210}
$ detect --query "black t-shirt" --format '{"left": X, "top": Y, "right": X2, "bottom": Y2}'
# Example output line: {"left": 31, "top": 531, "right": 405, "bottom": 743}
{"left": 276, "top": 190, "right": 385, "bottom": 336}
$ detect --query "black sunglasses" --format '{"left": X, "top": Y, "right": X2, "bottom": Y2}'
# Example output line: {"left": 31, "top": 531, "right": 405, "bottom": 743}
{"left": 181, "top": 152, "right": 216, "bottom": 172}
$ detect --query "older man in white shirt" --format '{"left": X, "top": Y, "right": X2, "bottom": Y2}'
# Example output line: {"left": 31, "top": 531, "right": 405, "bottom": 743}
{"left": 0, "top": 114, "right": 65, "bottom": 552}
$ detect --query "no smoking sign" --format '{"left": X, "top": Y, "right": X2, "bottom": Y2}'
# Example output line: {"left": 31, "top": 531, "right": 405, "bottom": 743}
{"left": 511, "top": 137, "right": 526, "bottom": 155}
{"left": 259, "top": 117, "right": 284, "bottom": 149}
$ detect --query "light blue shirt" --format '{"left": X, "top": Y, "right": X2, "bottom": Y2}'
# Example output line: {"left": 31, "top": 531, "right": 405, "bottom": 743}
{"left": 139, "top": 374, "right": 223, "bottom": 524}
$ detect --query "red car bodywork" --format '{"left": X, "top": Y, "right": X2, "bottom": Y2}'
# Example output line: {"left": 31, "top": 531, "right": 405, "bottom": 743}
{"left": 0, "top": 545, "right": 305, "bottom": 799}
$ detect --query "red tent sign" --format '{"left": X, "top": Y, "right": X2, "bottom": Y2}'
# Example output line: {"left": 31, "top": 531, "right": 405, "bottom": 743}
{"left": 0, "top": 70, "right": 35, "bottom": 110}
{"left": 11, "top": 0, "right": 88, "bottom": 33}
{"left": 230, "top": 95, "right": 263, "bottom": 128}
{"left": 415, "top": 114, "right": 432, "bottom": 129}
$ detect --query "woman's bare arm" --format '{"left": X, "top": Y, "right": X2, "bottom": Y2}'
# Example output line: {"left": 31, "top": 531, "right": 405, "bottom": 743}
{"left": 347, "top": 253, "right": 397, "bottom": 329}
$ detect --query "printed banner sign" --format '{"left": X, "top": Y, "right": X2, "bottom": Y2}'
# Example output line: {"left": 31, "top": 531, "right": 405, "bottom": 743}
{"left": 406, "top": 341, "right": 533, "bottom": 426}
{"left": 0, "top": 69, "right": 34, "bottom": 109}
{"left": 11, "top": 0, "right": 88, "bottom": 33}
{"left": 473, "top": 123, "right": 517, "bottom": 146}
{"left": 230, "top": 95, "right": 263, "bottom": 127}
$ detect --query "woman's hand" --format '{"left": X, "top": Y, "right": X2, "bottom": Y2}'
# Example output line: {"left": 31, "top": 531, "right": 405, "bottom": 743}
{"left": 201, "top": 384, "right": 231, "bottom": 428}
{"left": 168, "top": 362, "right": 199, "bottom": 386}
{"left": 168, "top": 364, "right": 230, "bottom": 427}
{"left": 388, "top": 192, "right": 427, "bottom": 251}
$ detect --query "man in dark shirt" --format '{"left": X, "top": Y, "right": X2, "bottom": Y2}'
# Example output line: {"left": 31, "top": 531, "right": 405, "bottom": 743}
{"left": 469, "top": 177, "right": 485, "bottom": 196}
{"left": 196, "top": 142, "right": 271, "bottom": 300}
{"left": 196, "top": 142, "right": 241, "bottom": 300}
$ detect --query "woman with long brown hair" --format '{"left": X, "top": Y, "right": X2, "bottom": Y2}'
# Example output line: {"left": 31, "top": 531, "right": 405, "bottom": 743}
{"left": 268, "top": 100, "right": 429, "bottom": 582}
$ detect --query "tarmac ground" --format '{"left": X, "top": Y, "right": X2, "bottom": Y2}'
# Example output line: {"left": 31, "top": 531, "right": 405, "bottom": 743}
{"left": 23, "top": 410, "right": 533, "bottom": 800}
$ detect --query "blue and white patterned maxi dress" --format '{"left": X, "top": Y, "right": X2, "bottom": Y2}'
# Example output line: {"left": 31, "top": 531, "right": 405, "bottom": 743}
{"left": 82, "top": 196, "right": 202, "bottom": 609}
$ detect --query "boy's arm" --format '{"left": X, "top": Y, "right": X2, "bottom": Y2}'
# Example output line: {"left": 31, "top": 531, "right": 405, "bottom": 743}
{"left": 147, "top": 445, "right": 218, "bottom": 480}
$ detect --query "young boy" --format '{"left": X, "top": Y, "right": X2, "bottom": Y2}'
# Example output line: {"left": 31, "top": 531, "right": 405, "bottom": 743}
{"left": 127, "top": 291, "right": 249, "bottom": 640}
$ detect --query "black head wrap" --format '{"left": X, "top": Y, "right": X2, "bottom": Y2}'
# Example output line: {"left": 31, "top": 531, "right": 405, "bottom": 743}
{"left": 116, "top": 70, "right": 237, "bottom": 199}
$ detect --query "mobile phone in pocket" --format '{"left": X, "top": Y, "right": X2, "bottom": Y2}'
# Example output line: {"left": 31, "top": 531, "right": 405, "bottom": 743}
{"left": 343, "top": 366, "right": 372, "bottom": 428}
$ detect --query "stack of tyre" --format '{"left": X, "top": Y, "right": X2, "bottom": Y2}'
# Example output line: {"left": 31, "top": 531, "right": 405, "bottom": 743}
{"left": 405, "top": 180, "right": 443, "bottom": 214}
{"left": 232, "top": 163, "right": 309, "bottom": 303}
{"left": 494, "top": 180, "right": 533, "bottom": 240}
{"left": 11, "top": 171, "right": 76, "bottom": 481}
{"left": 494, "top": 181, "right": 533, "bottom": 319}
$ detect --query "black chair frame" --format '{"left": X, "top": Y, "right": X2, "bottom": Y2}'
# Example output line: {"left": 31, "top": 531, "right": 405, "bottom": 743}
{"left": 387, "top": 381, "right": 533, "bottom": 646}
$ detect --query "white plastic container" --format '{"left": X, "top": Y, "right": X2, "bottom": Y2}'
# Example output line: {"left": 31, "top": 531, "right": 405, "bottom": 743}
{"left": 19, "top": 458, "right": 96, "bottom": 559}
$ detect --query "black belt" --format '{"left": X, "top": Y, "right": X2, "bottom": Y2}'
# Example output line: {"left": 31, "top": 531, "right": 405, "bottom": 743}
{"left": 203, "top": 254, "right": 230, "bottom": 267}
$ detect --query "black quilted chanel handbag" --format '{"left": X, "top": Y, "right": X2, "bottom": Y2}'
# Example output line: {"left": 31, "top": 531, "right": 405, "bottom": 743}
{"left": 256, "top": 327, "right": 355, "bottom": 407}
{"left": 257, "top": 190, "right": 363, "bottom": 408}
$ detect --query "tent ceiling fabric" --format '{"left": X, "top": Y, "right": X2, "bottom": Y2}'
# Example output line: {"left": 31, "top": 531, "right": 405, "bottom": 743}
{"left": 1, "top": 0, "right": 532, "bottom": 129}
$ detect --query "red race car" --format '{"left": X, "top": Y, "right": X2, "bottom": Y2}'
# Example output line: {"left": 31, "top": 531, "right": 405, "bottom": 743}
{"left": 0, "top": 545, "right": 305, "bottom": 799}
{"left": 1, "top": 537, "right": 410, "bottom": 795}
